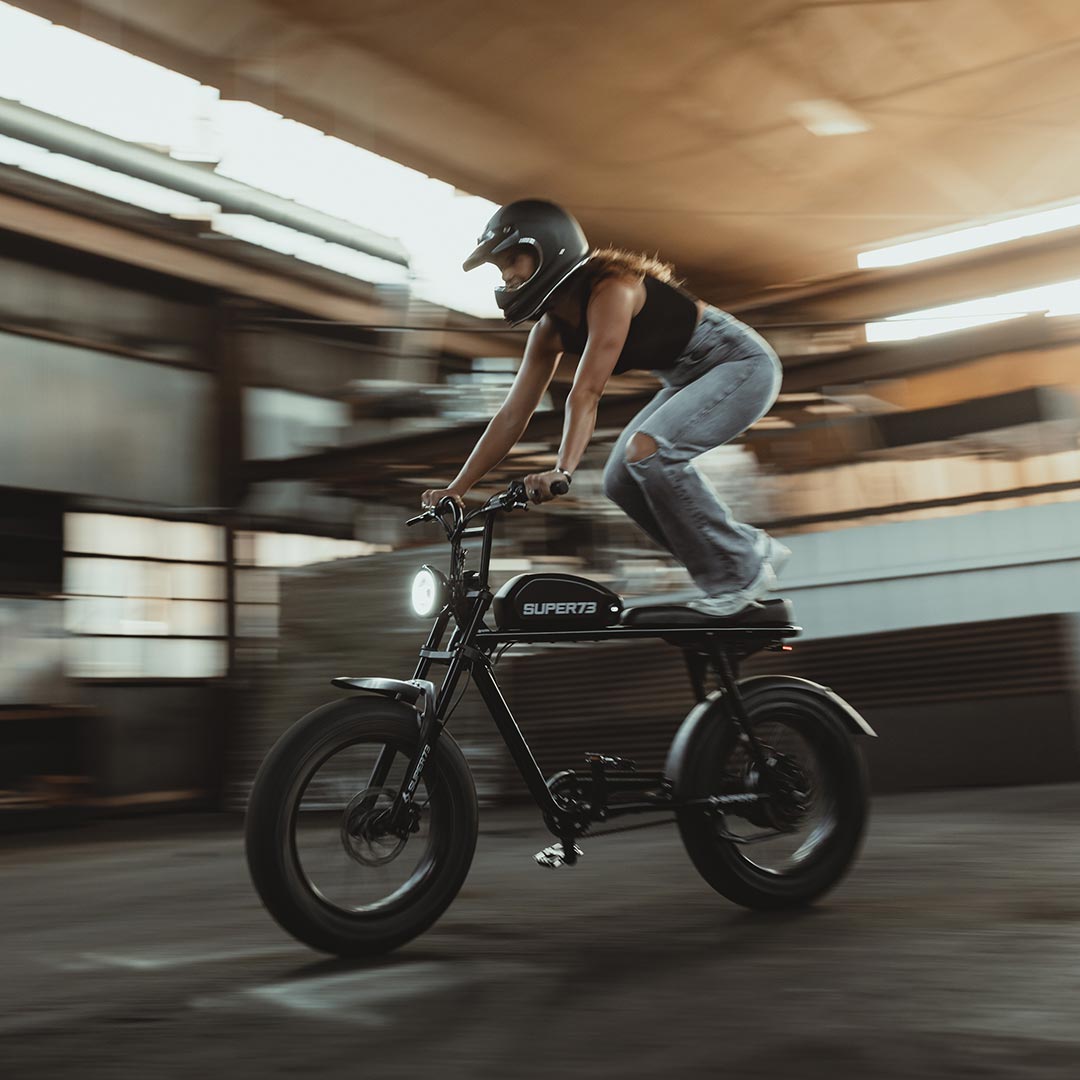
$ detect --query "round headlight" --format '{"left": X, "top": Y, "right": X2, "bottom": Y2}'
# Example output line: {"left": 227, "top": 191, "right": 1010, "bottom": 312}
{"left": 411, "top": 565, "right": 447, "bottom": 617}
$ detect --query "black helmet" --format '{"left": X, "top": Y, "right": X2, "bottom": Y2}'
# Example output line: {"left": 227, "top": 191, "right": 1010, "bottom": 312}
{"left": 463, "top": 199, "right": 589, "bottom": 324}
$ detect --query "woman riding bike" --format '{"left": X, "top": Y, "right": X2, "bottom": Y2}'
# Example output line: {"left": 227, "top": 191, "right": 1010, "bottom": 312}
{"left": 422, "top": 199, "right": 789, "bottom": 618}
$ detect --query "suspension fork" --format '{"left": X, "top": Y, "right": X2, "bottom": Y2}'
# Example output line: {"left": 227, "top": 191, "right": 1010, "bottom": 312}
{"left": 384, "top": 594, "right": 491, "bottom": 831}
{"left": 361, "top": 610, "right": 451, "bottom": 798}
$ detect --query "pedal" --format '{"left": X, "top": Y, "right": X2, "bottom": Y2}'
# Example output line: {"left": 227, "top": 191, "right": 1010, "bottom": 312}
{"left": 585, "top": 753, "right": 636, "bottom": 771}
{"left": 534, "top": 841, "right": 583, "bottom": 869}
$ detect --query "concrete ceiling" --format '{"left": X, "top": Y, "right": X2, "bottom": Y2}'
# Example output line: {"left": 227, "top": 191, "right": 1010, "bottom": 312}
{"left": 16, "top": 0, "right": 1080, "bottom": 305}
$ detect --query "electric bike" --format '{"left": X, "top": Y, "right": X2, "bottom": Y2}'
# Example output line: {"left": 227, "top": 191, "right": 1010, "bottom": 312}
{"left": 245, "top": 480, "right": 875, "bottom": 956}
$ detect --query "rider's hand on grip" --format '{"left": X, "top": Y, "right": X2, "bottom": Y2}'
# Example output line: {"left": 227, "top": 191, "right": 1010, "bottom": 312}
{"left": 421, "top": 488, "right": 465, "bottom": 512}
{"left": 523, "top": 470, "right": 571, "bottom": 504}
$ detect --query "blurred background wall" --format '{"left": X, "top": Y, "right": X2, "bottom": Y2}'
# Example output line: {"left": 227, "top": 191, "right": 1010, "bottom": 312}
{"left": 3, "top": 0, "right": 1080, "bottom": 824}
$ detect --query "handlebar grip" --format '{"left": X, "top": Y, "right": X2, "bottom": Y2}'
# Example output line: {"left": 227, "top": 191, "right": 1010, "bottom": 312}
{"left": 436, "top": 494, "right": 464, "bottom": 530}
{"left": 550, "top": 480, "right": 569, "bottom": 496}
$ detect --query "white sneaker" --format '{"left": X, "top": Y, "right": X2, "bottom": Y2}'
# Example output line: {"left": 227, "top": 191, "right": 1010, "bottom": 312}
{"left": 688, "top": 532, "right": 791, "bottom": 617}
{"left": 687, "top": 595, "right": 766, "bottom": 618}
{"left": 755, "top": 531, "right": 791, "bottom": 590}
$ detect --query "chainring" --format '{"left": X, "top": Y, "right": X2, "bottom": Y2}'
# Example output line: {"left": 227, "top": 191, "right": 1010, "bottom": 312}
{"left": 542, "top": 771, "right": 593, "bottom": 838}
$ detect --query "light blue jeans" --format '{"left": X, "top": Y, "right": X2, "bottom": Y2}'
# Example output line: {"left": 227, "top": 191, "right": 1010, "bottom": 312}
{"left": 602, "top": 307, "right": 783, "bottom": 597}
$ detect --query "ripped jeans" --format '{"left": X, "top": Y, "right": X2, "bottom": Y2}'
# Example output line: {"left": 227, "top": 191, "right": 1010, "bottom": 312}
{"left": 602, "top": 307, "right": 783, "bottom": 597}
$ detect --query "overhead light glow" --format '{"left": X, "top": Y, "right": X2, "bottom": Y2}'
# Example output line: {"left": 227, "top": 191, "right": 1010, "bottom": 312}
{"left": 865, "top": 275, "right": 1080, "bottom": 342}
{"left": 789, "top": 99, "right": 871, "bottom": 138}
{"left": 0, "top": 1, "right": 501, "bottom": 317}
{"left": 858, "top": 200, "right": 1080, "bottom": 269}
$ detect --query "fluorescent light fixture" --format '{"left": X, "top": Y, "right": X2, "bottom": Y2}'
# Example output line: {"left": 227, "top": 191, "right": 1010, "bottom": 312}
{"left": 866, "top": 314, "right": 1021, "bottom": 342}
{"left": 858, "top": 200, "right": 1080, "bottom": 269}
{"left": 789, "top": 99, "right": 871, "bottom": 138}
{"left": 0, "top": 1, "right": 502, "bottom": 316}
{"left": 865, "top": 275, "right": 1080, "bottom": 342}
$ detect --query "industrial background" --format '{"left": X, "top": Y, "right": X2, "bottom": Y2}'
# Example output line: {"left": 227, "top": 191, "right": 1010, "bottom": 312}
{"left": 3, "top": 2, "right": 1080, "bottom": 1077}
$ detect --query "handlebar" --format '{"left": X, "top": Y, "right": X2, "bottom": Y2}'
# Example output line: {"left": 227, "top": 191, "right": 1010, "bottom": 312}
{"left": 404, "top": 497, "right": 460, "bottom": 532}
{"left": 405, "top": 476, "right": 568, "bottom": 535}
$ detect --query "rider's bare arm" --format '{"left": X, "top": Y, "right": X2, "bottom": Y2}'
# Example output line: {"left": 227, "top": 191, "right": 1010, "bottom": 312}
{"left": 555, "top": 277, "right": 636, "bottom": 474}
{"left": 447, "top": 316, "right": 563, "bottom": 496}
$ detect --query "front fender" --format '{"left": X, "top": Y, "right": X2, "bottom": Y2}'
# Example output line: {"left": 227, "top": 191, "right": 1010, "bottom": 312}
{"left": 330, "top": 676, "right": 436, "bottom": 724}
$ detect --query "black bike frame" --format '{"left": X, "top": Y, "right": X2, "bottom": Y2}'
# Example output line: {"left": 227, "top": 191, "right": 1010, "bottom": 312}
{"left": 388, "top": 493, "right": 799, "bottom": 837}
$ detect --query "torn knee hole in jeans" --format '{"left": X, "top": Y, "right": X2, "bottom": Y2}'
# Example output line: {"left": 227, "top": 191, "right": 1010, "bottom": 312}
{"left": 625, "top": 431, "right": 666, "bottom": 465}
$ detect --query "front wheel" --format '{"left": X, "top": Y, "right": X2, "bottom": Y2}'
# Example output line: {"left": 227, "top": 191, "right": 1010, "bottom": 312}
{"left": 245, "top": 697, "right": 478, "bottom": 956}
{"left": 674, "top": 682, "right": 869, "bottom": 910}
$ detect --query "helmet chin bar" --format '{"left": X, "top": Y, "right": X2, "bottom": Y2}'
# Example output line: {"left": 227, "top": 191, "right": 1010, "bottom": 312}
{"left": 500, "top": 256, "right": 591, "bottom": 324}
{"left": 494, "top": 237, "right": 543, "bottom": 300}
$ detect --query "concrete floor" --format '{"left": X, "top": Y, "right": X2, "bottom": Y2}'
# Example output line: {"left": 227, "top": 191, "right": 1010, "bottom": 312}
{"left": 3, "top": 785, "right": 1080, "bottom": 1079}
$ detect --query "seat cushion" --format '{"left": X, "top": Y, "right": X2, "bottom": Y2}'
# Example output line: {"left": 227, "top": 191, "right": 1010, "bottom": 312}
{"left": 620, "top": 597, "right": 795, "bottom": 630}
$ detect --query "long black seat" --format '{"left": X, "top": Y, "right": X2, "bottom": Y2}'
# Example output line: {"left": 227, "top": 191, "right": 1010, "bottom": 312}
{"left": 620, "top": 597, "right": 795, "bottom": 630}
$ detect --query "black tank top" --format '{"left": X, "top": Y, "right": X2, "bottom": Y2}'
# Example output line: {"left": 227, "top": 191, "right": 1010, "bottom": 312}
{"left": 547, "top": 268, "right": 700, "bottom": 374}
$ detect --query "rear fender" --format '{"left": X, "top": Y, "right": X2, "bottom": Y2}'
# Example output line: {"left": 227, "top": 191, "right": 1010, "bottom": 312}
{"left": 664, "top": 674, "right": 875, "bottom": 788}
{"left": 738, "top": 675, "right": 877, "bottom": 738}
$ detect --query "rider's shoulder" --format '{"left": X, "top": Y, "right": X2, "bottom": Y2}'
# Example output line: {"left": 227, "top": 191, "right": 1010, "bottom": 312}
{"left": 586, "top": 271, "right": 643, "bottom": 315}
{"left": 532, "top": 312, "right": 562, "bottom": 340}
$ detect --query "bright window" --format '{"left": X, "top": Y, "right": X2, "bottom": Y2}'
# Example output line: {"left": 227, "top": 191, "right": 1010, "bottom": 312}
{"left": 63, "top": 514, "right": 227, "bottom": 678}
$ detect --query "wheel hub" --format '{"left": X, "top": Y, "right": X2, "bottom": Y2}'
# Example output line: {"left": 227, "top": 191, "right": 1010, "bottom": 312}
{"left": 340, "top": 786, "right": 410, "bottom": 867}
{"left": 746, "top": 750, "right": 813, "bottom": 831}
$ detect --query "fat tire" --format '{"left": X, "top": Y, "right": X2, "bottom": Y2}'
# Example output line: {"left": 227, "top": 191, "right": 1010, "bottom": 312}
{"left": 675, "top": 683, "right": 869, "bottom": 910}
{"left": 245, "top": 696, "right": 478, "bottom": 956}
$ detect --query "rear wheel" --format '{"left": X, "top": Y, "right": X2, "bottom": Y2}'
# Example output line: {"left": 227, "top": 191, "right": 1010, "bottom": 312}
{"left": 245, "top": 697, "right": 478, "bottom": 956}
{"left": 675, "top": 684, "right": 868, "bottom": 909}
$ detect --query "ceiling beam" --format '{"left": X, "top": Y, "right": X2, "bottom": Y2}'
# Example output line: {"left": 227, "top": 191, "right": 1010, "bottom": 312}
{"left": 0, "top": 190, "right": 392, "bottom": 323}
{"left": 736, "top": 228, "right": 1080, "bottom": 327}
{"left": 0, "top": 180, "right": 520, "bottom": 360}
{"left": 780, "top": 313, "right": 1080, "bottom": 392}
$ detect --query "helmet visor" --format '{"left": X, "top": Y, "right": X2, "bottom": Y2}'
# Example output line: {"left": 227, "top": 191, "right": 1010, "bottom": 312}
{"left": 462, "top": 226, "right": 523, "bottom": 272}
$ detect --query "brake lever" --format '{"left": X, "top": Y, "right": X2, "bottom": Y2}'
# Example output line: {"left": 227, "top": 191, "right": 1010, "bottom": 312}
{"left": 496, "top": 493, "right": 529, "bottom": 513}
{"left": 503, "top": 479, "right": 531, "bottom": 511}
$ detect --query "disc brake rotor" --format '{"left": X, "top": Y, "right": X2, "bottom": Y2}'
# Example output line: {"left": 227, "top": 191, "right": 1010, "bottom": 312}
{"left": 340, "top": 786, "right": 409, "bottom": 867}
{"left": 745, "top": 748, "right": 813, "bottom": 830}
